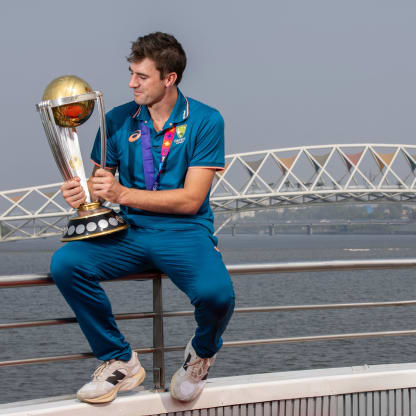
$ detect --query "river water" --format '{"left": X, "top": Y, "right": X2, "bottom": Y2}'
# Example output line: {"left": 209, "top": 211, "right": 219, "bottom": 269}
{"left": 1, "top": 233, "right": 416, "bottom": 404}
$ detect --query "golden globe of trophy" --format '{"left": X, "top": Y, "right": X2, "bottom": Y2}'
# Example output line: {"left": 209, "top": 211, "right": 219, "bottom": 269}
{"left": 36, "top": 75, "right": 128, "bottom": 242}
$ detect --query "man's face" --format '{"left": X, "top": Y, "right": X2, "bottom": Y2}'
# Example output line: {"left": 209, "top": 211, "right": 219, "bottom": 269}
{"left": 128, "top": 58, "right": 167, "bottom": 106}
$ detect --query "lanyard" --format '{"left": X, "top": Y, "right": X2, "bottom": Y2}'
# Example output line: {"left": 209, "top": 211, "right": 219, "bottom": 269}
{"left": 140, "top": 121, "right": 175, "bottom": 191}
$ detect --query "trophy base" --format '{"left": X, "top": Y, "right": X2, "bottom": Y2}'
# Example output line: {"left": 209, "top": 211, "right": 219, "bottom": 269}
{"left": 61, "top": 202, "right": 129, "bottom": 242}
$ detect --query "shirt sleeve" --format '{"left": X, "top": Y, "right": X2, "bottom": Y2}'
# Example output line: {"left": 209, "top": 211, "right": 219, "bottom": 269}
{"left": 189, "top": 110, "right": 225, "bottom": 169}
{"left": 90, "top": 110, "right": 118, "bottom": 169}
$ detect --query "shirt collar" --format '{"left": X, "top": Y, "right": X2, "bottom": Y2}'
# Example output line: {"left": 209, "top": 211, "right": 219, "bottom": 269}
{"left": 132, "top": 88, "right": 189, "bottom": 127}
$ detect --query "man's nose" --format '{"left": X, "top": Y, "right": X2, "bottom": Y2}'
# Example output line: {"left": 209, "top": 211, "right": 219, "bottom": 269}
{"left": 129, "top": 75, "right": 139, "bottom": 88}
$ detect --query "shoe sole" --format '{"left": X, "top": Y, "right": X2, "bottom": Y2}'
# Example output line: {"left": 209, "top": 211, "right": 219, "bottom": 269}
{"left": 169, "top": 371, "right": 183, "bottom": 401}
{"left": 78, "top": 367, "right": 146, "bottom": 404}
{"left": 170, "top": 370, "right": 204, "bottom": 402}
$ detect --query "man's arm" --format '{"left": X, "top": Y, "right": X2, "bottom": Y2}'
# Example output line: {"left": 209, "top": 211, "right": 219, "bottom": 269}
{"left": 91, "top": 167, "right": 216, "bottom": 215}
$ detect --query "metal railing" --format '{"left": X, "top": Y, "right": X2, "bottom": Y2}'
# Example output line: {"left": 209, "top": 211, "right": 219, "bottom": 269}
{"left": 2, "top": 259, "right": 416, "bottom": 390}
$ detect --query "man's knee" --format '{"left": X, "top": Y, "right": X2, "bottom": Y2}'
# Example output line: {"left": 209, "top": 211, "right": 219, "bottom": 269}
{"left": 193, "top": 283, "right": 235, "bottom": 317}
{"left": 50, "top": 245, "right": 93, "bottom": 289}
{"left": 51, "top": 248, "right": 73, "bottom": 287}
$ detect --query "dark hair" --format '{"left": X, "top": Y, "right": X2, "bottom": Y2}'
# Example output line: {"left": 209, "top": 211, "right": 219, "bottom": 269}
{"left": 127, "top": 32, "right": 187, "bottom": 85}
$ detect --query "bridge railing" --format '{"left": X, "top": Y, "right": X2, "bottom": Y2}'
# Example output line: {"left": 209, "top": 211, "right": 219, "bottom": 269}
{"left": 2, "top": 259, "right": 416, "bottom": 391}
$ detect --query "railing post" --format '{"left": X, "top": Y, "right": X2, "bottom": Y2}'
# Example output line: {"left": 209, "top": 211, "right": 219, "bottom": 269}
{"left": 152, "top": 273, "right": 165, "bottom": 391}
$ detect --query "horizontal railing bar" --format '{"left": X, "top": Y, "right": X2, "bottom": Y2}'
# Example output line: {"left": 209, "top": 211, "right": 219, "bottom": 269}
{"left": 0, "top": 212, "right": 73, "bottom": 221}
{"left": 0, "top": 271, "right": 161, "bottom": 287}
{"left": 226, "top": 259, "right": 416, "bottom": 275}
{"left": 2, "top": 329, "right": 416, "bottom": 367}
{"left": 0, "top": 347, "right": 157, "bottom": 367}
{"left": 0, "top": 312, "right": 156, "bottom": 329}
{"left": 232, "top": 300, "right": 416, "bottom": 312}
{"left": 3, "top": 300, "right": 416, "bottom": 330}
{"left": 0, "top": 317, "right": 78, "bottom": 329}
{"left": 221, "top": 329, "right": 416, "bottom": 347}
{"left": 3, "top": 259, "right": 416, "bottom": 288}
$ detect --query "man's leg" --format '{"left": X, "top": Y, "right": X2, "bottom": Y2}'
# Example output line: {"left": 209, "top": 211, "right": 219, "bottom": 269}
{"left": 50, "top": 227, "right": 151, "bottom": 402}
{"left": 148, "top": 227, "right": 235, "bottom": 401}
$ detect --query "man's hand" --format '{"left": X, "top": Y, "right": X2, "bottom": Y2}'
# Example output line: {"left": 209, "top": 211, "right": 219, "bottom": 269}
{"left": 61, "top": 177, "right": 86, "bottom": 208}
{"left": 91, "top": 168, "right": 126, "bottom": 204}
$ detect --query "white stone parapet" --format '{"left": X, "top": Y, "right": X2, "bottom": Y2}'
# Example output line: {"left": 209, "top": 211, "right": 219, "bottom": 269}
{"left": 2, "top": 363, "right": 416, "bottom": 416}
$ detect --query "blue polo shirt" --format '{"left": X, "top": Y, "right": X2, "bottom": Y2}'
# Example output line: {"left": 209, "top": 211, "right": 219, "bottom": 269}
{"left": 91, "top": 89, "right": 224, "bottom": 233}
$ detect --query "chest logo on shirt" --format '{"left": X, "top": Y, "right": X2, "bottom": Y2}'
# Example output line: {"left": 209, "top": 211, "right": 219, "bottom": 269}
{"left": 176, "top": 124, "right": 187, "bottom": 139}
{"left": 128, "top": 130, "right": 141, "bottom": 142}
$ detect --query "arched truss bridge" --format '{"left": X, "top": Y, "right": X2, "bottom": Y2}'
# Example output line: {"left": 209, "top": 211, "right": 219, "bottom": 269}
{"left": 1, "top": 143, "right": 416, "bottom": 242}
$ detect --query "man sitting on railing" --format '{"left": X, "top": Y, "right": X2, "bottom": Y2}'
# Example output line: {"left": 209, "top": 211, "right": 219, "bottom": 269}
{"left": 50, "top": 32, "right": 235, "bottom": 404}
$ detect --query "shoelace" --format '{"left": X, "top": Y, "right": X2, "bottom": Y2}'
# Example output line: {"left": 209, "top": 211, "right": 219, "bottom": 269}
{"left": 92, "top": 361, "right": 113, "bottom": 381}
{"left": 186, "top": 357, "right": 212, "bottom": 382}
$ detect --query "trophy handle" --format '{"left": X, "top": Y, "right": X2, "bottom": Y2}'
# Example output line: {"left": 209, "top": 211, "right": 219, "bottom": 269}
{"left": 37, "top": 103, "right": 72, "bottom": 181}
{"left": 96, "top": 92, "right": 107, "bottom": 170}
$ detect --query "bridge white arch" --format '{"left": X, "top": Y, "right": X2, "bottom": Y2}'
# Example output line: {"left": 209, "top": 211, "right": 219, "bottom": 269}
{"left": 1, "top": 143, "right": 416, "bottom": 242}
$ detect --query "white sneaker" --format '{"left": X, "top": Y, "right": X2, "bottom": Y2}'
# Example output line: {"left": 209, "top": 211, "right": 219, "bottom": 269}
{"left": 170, "top": 338, "right": 216, "bottom": 402}
{"left": 76, "top": 352, "right": 146, "bottom": 404}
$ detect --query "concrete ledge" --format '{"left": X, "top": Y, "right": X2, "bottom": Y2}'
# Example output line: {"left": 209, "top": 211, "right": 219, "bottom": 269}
{"left": 2, "top": 363, "right": 416, "bottom": 416}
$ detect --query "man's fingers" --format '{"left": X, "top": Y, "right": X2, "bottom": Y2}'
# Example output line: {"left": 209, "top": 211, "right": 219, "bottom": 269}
{"left": 68, "top": 196, "right": 85, "bottom": 206}
{"left": 91, "top": 176, "right": 114, "bottom": 195}
{"left": 62, "top": 185, "right": 85, "bottom": 208}
{"left": 92, "top": 181, "right": 106, "bottom": 190}
{"left": 92, "top": 176, "right": 112, "bottom": 185}
{"left": 61, "top": 178, "right": 82, "bottom": 192}
{"left": 63, "top": 187, "right": 85, "bottom": 198}
{"left": 95, "top": 168, "right": 111, "bottom": 177}
{"left": 67, "top": 194, "right": 86, "bottom": 208}
{"left": 60, "top": 177, "right": 86, "bottom": 208}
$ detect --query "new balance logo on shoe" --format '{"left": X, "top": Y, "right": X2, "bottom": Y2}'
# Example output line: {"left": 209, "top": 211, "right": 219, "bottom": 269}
{"left": 183, "top": 353, "right": 192, "bottom": 370}
{"left": 106, "top": 370, "right": 126, "bottom": 385}
{"left": 76, "top": 352, "right": 146, "bottom": 404}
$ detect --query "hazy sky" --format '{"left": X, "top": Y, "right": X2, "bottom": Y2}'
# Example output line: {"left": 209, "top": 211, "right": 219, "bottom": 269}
{"left": 1, "top": 0, "right": 416, "bottom": 189}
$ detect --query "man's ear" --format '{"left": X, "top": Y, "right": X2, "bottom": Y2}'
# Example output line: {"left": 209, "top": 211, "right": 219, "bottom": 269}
{"left": 165, "top": 72, "right": 178, "bottom": 87}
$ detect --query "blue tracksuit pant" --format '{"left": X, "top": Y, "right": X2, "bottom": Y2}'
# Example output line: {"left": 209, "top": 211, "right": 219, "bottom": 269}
{"left": 50, "top": 225, "right": 235, "bottom": 362}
